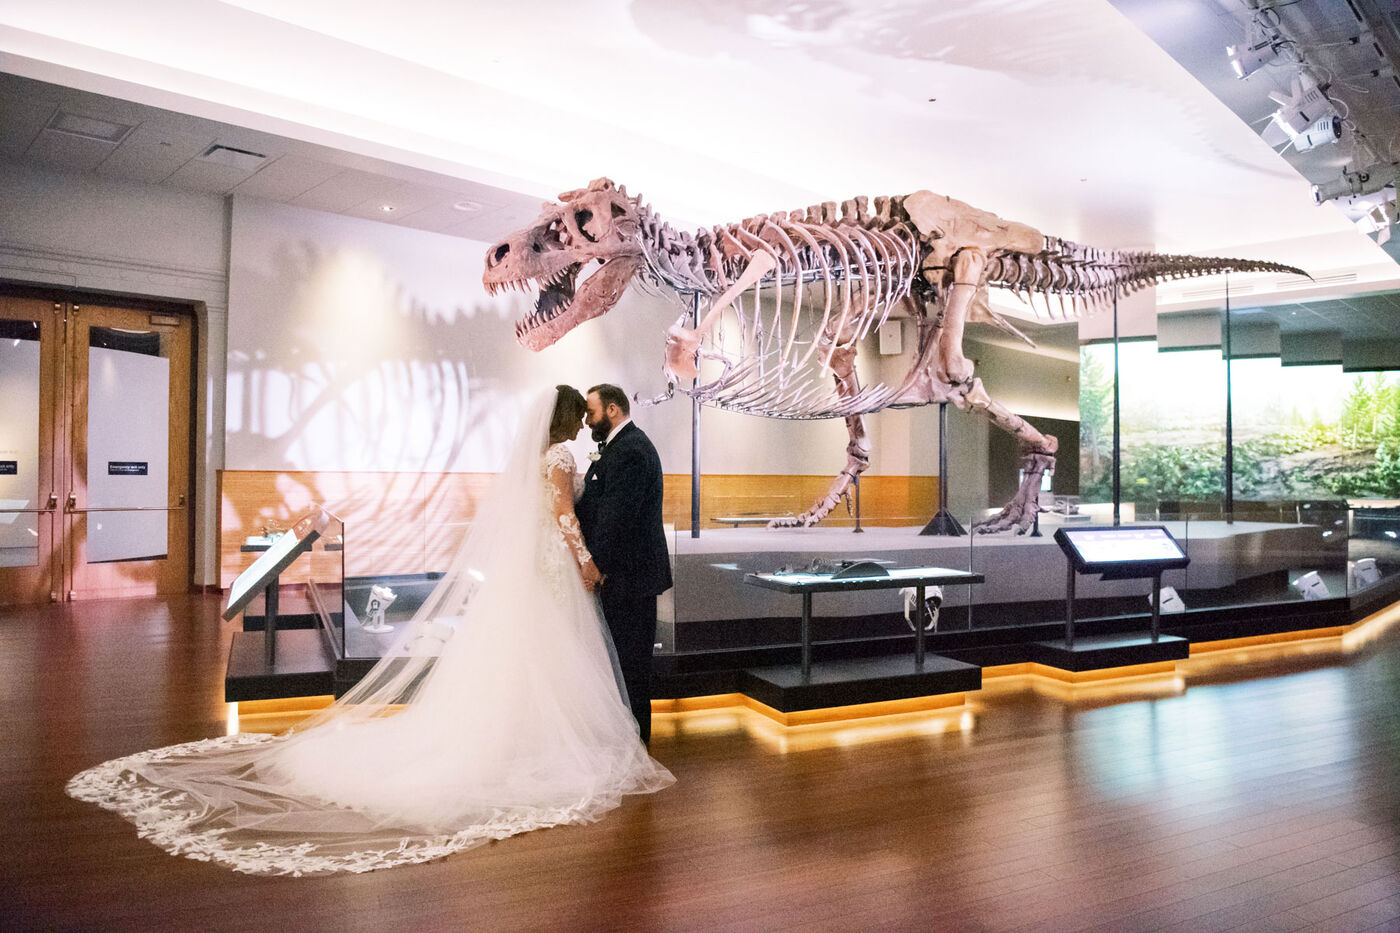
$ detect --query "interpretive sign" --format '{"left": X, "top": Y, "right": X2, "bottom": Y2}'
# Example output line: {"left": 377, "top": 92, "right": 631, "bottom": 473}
{"left": 223, "top": 507, "right": 330, "bottom": 621}
{"left": 1054, "top": 525, "right": 1189, "bottom": 578}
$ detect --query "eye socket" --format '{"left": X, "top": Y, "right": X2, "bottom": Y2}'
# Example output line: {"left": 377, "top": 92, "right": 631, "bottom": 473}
{"left": 611, "top": 203, "right": 627, "bottom": 219}
{"left": 574, "top": 209, "right": 598, "bottom": 242}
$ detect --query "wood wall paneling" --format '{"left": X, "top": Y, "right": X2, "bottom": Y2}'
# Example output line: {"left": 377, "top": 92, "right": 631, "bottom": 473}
{"left": 220, "top": 471, "right": 939, "bottom": 587}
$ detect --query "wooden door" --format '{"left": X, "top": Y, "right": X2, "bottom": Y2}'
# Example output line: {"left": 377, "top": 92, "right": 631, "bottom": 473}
{"left": 0, "top": 297, "right": 62, "bottom": 605}
{"left": 63, "top": 301, "right": 193, "bottom": 599}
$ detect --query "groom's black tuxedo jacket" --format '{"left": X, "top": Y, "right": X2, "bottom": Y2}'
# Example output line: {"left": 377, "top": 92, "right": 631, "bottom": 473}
{"left": 576, "top": 421, "right": 673, "bottom": 597}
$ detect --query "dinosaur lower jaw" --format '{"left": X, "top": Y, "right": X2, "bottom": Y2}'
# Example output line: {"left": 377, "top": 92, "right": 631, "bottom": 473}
{"left": 514, "top": 256, "right": 642, "bottom": 351}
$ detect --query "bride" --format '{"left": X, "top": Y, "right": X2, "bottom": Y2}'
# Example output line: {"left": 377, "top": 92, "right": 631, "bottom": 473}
{"left": 67, "top": 385, "right": 674, "bottom": 875}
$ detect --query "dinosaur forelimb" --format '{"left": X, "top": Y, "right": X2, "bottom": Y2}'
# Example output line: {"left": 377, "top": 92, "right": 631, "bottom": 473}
{"left": 662, "top": 251, "right": 777, "bottom": 384}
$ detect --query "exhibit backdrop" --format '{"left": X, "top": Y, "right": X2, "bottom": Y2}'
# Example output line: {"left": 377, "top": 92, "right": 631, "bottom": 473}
{"left": 1080, "top": 340, "right": 1400, "bottom": 504}
{"left": 226, "top": 197, "right": 962, "bottom": 481}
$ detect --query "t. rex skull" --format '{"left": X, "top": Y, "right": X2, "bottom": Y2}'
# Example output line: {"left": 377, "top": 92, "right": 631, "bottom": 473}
{"left": 483, "top": 178, "right": 644, "bottom": 350}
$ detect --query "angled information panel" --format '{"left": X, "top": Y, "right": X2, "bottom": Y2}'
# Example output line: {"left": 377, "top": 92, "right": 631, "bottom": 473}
{"left": 223, "top": 507, "right": 330, "bottom": 621}
{"left": 1053, "top": 525, "right": 1190, "bottom": 579}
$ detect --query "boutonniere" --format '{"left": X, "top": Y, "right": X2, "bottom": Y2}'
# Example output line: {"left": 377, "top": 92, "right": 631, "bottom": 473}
{"left": 588, "top": 442, "right": 605, "bottom": 463}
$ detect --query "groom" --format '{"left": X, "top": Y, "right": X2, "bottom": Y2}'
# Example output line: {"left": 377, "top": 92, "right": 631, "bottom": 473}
{"left": 576, "top": 383, "right": 672, "bottom": 743}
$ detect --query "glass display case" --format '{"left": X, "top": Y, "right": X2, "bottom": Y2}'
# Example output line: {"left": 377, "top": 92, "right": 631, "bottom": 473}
{"left": 228, "top": 507, "right": 344, "bottom": 659}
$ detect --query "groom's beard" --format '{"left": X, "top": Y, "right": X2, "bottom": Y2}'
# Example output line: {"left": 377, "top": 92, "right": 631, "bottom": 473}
{"left": 590, "top": 419, "right": 612, "bottom": 444}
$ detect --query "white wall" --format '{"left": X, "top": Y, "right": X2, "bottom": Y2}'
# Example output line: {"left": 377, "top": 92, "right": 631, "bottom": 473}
{"left": 0, "top": 158, "right": 228, "bottom": 586}
{"left": 225, "top": 197, "right": 935, "bottom": 481}
{"left": 0, "top": 160, "right": 1084, "bottom": 585}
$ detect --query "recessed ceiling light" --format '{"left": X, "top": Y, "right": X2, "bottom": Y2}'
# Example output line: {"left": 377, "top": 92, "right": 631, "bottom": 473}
{"left": 46, "top": 110, "right": 133, "bottom": 143}
{"left": 452, "top": 200, "right": 482, "bottom": 212}
{"left": 380, "top": 204, "right": 397, "bottom": 213}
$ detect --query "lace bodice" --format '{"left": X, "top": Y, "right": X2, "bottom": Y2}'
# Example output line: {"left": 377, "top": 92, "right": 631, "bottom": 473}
{"left": 542, "top": 444, "right": 593, "bottom": 577}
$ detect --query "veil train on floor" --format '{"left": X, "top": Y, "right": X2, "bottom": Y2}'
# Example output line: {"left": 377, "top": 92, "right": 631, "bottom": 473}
{"left": 67, "top": 388, "right": 673, "bottom": 876}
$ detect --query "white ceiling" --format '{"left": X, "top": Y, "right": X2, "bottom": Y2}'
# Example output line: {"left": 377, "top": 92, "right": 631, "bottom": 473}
{"left": 1, "top": 0, "right": 1398, "bottom": 315}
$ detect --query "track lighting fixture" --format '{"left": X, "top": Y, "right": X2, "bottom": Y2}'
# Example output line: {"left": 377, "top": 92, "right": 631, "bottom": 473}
{"left": 1226, "top": 8, "right": 1287, "bottom": 79}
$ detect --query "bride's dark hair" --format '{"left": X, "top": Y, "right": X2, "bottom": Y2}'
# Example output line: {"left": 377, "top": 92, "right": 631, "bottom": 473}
{"left": 549, "top": 384, "right": 588, "bottom": 444}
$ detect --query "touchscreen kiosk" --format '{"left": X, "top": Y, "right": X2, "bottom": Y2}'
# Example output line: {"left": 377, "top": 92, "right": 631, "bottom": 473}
{"left": 1054, "top": 525, "right": 1189, "bottom": 579}
{"left": 1053, "top": 524, "right": 1191, "bottom": 650}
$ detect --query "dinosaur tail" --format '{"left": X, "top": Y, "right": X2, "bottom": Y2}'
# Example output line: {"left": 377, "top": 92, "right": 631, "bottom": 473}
{"left": 985, "top": 236, "right": 1310, "bottom": 318}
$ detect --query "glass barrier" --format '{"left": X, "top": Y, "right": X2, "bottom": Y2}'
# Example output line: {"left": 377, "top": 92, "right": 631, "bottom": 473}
{"left": 668, "top": 510, "right": 978, "bottom": 657}
{"left": 1347, "top": 503, "right": 1400, "bottom": 597}
{"left": 307, "top": 513, "right": 344, "bottom": 650}
{"left": 235, "top": 509, "right": 344, "bottom": 644}
{"left": 1159, "top": 503, "right": 1347, "bottom": 611}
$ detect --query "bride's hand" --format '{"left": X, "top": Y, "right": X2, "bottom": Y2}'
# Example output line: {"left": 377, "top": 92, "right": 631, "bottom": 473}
{"left": 581, "top": 559, "right": 603, "bottom": 592}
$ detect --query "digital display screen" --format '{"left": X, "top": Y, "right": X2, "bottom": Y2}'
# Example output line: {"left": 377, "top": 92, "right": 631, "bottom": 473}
{"left": 1059, "top": 526, "right": 1186, "bottom": 564}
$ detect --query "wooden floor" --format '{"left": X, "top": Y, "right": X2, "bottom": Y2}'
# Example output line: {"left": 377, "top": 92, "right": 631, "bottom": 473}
{"left": 4, "top": 595, "right": 1400, "bottom": 932}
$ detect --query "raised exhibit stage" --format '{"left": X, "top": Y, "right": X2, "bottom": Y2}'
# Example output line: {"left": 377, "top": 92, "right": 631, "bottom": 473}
{"left": 663, "top": 519, "right": 1340, "bottom": 647}
{"left": 228, "top": 518, "right": 1393, "bottom": 713}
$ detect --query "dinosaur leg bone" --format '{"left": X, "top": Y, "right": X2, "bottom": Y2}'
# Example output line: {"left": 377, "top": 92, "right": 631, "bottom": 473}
{"left": 933, "top": 247, "right": 986, "bottom": 385}
{"left": 951, "top": 378, "right": 1059, "bottom": 535}
{"left": 769, "top": 344, "right": 871, "bottom": 528}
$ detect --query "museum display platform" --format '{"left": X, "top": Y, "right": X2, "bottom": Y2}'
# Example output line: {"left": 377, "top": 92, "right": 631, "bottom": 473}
{"left": 223, "top": 512, "right": 1400, "bottom": 712}
{"left": 740, "top": 655, "right": 981, "bottom": 712}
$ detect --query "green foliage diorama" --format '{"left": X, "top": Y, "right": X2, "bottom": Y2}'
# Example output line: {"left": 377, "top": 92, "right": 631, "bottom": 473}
{"left": 1079, "top": 348, "right": 1400, "bottom": 505}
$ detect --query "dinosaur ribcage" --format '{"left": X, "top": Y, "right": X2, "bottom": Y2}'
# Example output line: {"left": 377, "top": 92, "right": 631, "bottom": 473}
{"left": 644, "top": 221, "right": 924, "bottom": 419}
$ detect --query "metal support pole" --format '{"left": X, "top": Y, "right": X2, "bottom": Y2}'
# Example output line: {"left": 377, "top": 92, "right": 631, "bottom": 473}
{"left": 853, "top": 474, "right": 864, "bottom": 533}
{"left": 1112, "top": 286, "right": 1121, "bottom": 527}
{"left": 914, "top": 582, "right": 927, "bottom": 668}
{"left": 1150, "top": 569, "right": 1163, "bottom": 643}
{"left": 690, "top": 291, "right": 702, "bottom": 539}
{"left": 1065, "top": 562, "right": 1076, "bottom": 650}
{"left": 1223, "top": 276, "right": 1235, "bottom": 523}
{"left": 800, "top": 592, "right": 813, "bottom": 680}
{"left": 263, "top": 575, "right": 280, "bottom": 666}
{"left": 920, "top": 402, "right": 966, "bottom": 536}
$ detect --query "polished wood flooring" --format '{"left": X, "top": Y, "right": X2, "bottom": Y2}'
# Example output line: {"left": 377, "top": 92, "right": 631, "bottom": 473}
{"left": 3, "top": 595, "right": 1400, "bottom": 932}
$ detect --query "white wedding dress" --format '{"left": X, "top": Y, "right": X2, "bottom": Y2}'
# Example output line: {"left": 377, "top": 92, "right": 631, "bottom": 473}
{"left": 67, "top": 391, "right": 673, "bottom": 875}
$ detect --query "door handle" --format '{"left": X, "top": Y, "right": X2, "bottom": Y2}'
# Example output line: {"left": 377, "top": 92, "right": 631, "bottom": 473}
{"left": 46, "top": 493, "right": 58, "bottom": 510}
{"left": 67, "top": 492, "right": 77, "bottom": 510}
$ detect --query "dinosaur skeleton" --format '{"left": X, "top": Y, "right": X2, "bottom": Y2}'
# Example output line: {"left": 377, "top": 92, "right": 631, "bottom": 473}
{"left": 484, "top": 178, "right": 1305, "bottom": 532}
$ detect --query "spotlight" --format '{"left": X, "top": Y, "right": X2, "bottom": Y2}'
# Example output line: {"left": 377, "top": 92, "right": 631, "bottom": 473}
{"left": 1267, "top": 77, "right": 1335, "bottom": 136}
{"left": 901, "top": 585, "right": 943, "bottom": 632}
{"left": 1147, "top": 586, "right": 1186, "bottom": 613}
{"left": 1350, "top": 558, "right": 1382, "bottom": 590}
{"left": 1291, "top": 570, "right": 1331, "bottom": 601}
{"left": 361, "top": 584, "right": 396, "bottom": 633}
{"left": 1292, "top": 115, "right": 1342, "bottom": 152}
{"left": 1227, "top": 12, "right": 1285, "bottom": 79}
{"left": 1312, "top": 163, "right": 1395, "bottom": 204}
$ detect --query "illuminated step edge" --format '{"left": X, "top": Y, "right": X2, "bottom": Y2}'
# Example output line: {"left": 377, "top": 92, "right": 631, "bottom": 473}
{"left": 231, "top": 601, "right": 1400, "bottom": 734}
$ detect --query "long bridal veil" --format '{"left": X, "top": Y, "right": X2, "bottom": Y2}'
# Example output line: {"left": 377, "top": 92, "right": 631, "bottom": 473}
{"left": 67, "top": 389, "right": 673, "bottom": 876}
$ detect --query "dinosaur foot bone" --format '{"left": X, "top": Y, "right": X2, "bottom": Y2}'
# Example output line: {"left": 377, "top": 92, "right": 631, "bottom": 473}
{"left": 975, "top": 452, "right": 1056, "bottom": 535}
{"left": 767, "top": 491, "right": 845, "bottom": 529}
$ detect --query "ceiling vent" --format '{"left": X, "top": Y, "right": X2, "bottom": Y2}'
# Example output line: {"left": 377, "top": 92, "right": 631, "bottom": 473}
{"left": 198, "top": 143, "right": 268, "bottom": 172}
{"left": 46, "top": 110, "right": 133, "bottom": 144}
